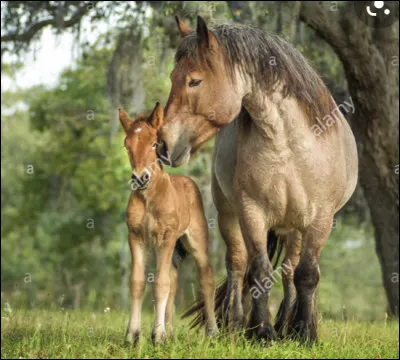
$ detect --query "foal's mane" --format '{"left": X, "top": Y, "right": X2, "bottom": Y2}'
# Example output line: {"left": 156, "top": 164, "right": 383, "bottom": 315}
{"left": 176, "top": 24, "right": 337, "bottom": 131}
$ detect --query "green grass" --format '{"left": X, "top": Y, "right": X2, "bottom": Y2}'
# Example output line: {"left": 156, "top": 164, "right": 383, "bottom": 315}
{"left": 1, "top": 310, "right": 398, "bottom": 359}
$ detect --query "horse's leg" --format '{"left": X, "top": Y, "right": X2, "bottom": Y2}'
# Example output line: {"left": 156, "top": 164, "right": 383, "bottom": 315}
{"left": 274, "top": 231, "right": 301, "bottom": 338}
{"left": 218, "top": 211, "right": 248, "bottom": 330}
{"left": 125, "top": 235, "right": 146, "bottom": 344}
{"left": 182, "top": 227, "right": 219, "bottom": 337}
{"left": 152, "top": 235, "right": 175, "bottom": 344}
{"left": 212, "top": 172, "right": 247, "bottom": 330}
{"left": 165, "top": 261, "right": 178, "bottom": 334}
{"left": 237, "top": 197, "right": 277, "bottom": 342}
{"left": 287, "top": 216, "right": 333, "bottom": 343}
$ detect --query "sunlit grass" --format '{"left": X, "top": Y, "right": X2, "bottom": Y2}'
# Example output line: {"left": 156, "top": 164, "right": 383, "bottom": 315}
{"left": 1, "top": 309, "right": 398, "bottom": 359}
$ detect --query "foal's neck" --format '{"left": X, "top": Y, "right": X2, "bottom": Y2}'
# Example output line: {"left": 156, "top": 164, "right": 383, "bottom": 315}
{"left": 134, "top": 167, "right": 170, "bottom": 203}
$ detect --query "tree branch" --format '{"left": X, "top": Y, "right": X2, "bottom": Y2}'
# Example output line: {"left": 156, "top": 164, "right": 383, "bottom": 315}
{"left": 299, "top": 1, "right": 386, "bottom": 87}
{"left": 299, "top": 1, "right": 347, "bottom": 50}
{"left": 1, "top": 2, "right": 97, "bottom": 44}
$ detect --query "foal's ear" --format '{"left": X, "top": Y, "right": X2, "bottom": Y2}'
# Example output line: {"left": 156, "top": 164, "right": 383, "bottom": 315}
{"left": 175, "top": 16, "right": 192, "bottom": 38}
{"left": 119, "top": 108, "right": 133, "bottom": 133}
{"left": 149, "top": 102, "right": 164, "bottom": 130}
{"left": 196, "top": 16, "right": 217, "bottom": 50}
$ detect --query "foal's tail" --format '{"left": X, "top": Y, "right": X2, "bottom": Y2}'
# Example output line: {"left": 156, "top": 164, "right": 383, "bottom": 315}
{"left": 181, "top": 230, "right": 283, "bottom": 329}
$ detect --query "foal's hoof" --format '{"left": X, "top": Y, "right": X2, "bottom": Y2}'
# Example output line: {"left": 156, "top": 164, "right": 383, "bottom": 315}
{"left": 125, "top": 331, "right": 140, "bottom": 346}
{"left": 247, "top": 323, "right": 277, "bottom": 344}
{"left": 151, "top": 330, "right": 167, "bottom": 344}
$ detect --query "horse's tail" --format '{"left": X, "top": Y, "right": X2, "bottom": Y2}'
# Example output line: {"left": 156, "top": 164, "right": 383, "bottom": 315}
{"left": 173, "top": 237, "right": 189, "bottom": 264}
{"left": 181, "top": 230, "right": 283, "bottom": 329}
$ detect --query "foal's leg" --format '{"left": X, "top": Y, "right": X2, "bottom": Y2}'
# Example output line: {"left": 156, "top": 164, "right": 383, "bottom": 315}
{"left": 126, "top": 235, "right": 146, "bottom": 344}
{"left": 165, "top": 261, "right": 178, "bottom": 334}
{"left": 287, "top": 216, "right": 333, "bottom": 343}
{"left": 218, "top": 211, "right": 247, "bottom": 330}
{"left": 237, "top": 198, "right": 277, "bottom": 342}
{"left": 183, "top": 226, "right": 219, "bottom": 337}
{"left": 152, "top": 235, "right": 175, "bottom": 344}
{"left": 274, "top": 231, "right": 301, "bottom": 338}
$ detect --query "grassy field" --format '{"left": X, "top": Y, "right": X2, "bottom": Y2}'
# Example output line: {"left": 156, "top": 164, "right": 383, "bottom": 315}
{"left": 1, "top": 309, "right": 398, "bottom": 359}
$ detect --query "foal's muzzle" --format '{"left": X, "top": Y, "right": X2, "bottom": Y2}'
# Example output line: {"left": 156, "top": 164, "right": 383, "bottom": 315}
{"left": 131, "top": 172, "right": 151, "bottom": 190}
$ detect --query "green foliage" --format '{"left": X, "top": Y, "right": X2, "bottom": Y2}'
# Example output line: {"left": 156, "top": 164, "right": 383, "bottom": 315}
{"left": 2, "top": 46, "right": 130, "bottom": 308}
{"left": 1, "top": 310, "right": 399, "bottom": 359}
{"left": 318, "top": 220, "right": 386, "bottom": 320}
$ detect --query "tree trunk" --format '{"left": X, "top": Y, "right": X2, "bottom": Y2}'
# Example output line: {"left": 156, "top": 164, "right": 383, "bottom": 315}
{"left": 300, "top": 1, "right": 399, "bottom": 317}
{"left": 289, "top": 2, "right": 301, "bottom": 42}
{"left": 107, "top": 26, "right": 145, "bottom": 137}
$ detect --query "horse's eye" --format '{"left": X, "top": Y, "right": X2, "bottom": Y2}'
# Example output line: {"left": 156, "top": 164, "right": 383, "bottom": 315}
{"left": 189, "top": 79, "right": 202, "bottom": 87}
{"left": 152, "top": 143, "right": 157, "bottom": 149}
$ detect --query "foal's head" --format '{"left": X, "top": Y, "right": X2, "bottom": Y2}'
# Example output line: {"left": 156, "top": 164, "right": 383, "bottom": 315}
{"left": 159, "top": 16, "right": 242, "bottom": 167}
{"left": 119, "top": 103, "right": 164, "bottom": 190}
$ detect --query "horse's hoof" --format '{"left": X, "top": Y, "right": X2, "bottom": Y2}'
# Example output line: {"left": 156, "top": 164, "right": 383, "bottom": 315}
{"left": 247, "top": 323, "right": 277, "bottom": 344}
{"left": 125, "top": 331, "right": 140, "bottom": 346}
{"left": 288, "top": 324, "right": 318, "bottom": 345}
{"left": 274, "top": 324, "right": 286, "bottom": 341}
{"left": 151, "top": 330, "right": 167, "bottom": 344}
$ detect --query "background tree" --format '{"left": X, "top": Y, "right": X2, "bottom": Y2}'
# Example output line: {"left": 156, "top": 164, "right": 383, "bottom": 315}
{"left": 299, "top": 0, "right": 399, "bottom": 317}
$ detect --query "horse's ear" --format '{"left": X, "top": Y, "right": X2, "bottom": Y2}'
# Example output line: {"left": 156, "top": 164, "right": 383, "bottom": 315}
{"left": 149, "top": 102, "right": 164, "bottom": 131}
{"left": 196, "top": 16, "right": 217, "bottom": 49}
{"left": 175, "top": 16, "right": 192, "bottom": 38}
{"left": 119, "top": 108, "right": 133, "bottom": 133}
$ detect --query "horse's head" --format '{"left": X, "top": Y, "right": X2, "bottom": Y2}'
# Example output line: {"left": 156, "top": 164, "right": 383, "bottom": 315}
{"left": 119, "top": 103, "right": 164, "bottom": 190}
{"left": 159, "top": 16, "right": 243, "bottom": 167}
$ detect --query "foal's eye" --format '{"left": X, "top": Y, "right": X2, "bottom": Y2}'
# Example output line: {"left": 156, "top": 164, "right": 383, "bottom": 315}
{"left": 189, "top": 79, "right": 202, "bottom": 88}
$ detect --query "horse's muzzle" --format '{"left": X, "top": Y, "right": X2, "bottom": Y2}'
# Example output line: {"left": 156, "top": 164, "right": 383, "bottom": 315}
{"left": 156, "top": 140, "right": 168, "bottom": 161}
{"left": 170, "top": 145, "right": 190, "bottom": 167}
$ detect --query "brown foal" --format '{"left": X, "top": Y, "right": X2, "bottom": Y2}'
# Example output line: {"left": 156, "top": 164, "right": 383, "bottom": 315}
{"left": 120, "top": 103, "right": 218, "bottom": 344}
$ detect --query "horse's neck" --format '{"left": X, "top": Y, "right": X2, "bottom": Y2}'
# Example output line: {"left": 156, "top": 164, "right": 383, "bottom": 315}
{"left": 235, "top": 73, "right": 288, "bottom": 138}
{"left": 243, "top": 88, "right": 307, "bottom": 146}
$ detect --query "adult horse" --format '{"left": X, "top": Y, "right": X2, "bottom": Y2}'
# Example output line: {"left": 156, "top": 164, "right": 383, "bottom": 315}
{"left": 159, "top": 16, "right": 358, "bottom": 343}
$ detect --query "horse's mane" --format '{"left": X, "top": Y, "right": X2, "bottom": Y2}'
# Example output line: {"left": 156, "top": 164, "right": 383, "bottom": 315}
{"left": 176, "top": 24, "right": 337, "bottom": 131}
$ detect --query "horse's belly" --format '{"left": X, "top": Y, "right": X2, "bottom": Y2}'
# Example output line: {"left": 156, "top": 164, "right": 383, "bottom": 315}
{"left": 234, "top": 164, "right": 312, "bottom": 229}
